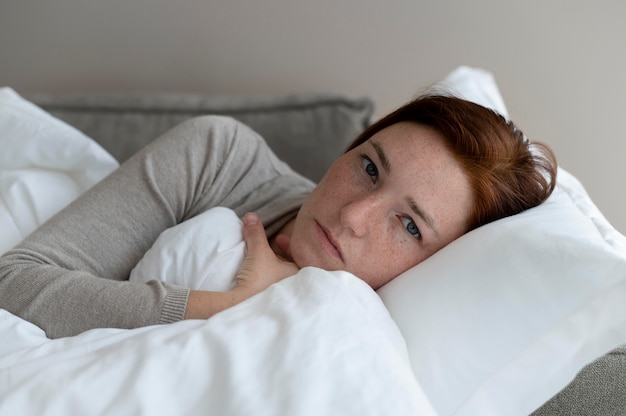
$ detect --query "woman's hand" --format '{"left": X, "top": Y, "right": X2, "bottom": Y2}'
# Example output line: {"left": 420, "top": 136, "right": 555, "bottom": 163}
{"left": 185, "top": 212, "right": 298, "bottom": 320}
{"left": 233, "top": 212, "right": 299, "bottom": 297}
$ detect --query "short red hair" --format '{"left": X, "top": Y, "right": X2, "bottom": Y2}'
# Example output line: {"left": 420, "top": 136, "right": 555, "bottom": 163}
{"left": 347, "top": 94, "right": 557, "bottom": 231}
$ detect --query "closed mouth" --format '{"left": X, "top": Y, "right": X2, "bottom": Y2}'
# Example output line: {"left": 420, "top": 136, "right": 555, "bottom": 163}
{"left": 316, "top": 221, "right": 344, "bottom": 262}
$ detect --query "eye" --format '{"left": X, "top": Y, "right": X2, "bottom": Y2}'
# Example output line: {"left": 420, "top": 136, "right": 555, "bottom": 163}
{"left": 362, "top": 157, "right": 378, "bottom": 182}
{"left": 401, "top": 216, "right": 422, "bottom": 239}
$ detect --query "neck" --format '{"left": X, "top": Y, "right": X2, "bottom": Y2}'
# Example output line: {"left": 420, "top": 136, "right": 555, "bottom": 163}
{"left": 270, "top": 217, "right": 296, "bottom": 261}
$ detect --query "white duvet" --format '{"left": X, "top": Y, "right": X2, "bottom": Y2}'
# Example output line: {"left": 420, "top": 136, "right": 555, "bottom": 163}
{"left": 129, "top": 207, "right": 244, "bottom": 292}
{"left": 0, "top": 87, "right": 435, "bottom": 415}
{"left": 0, "top": 269, "right": 432, "bottom": 415}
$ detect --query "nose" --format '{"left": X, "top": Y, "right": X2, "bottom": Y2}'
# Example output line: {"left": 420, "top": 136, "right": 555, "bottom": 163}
{"left": 340, "top": 192, "right": 384, "bottom": 237}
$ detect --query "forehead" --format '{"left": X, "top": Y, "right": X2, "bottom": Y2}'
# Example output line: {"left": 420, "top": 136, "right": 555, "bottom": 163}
{"left": 366, "top": 122, "right": 457, "bottom": 174}
{"left": 365, "top": 121, "right": 474, "bottom": 239}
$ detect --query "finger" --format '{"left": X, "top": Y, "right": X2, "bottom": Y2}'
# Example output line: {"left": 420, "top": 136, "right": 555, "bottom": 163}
{"left": 242, "top": 212, "right": 272, "bottom": 255}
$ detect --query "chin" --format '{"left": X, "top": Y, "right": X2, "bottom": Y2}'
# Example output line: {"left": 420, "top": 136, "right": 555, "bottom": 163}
{"left": 294, "top": 254, "right": 332, "bottom": 271}
{"left": 292, "top": 249, "right": 337, "bottom": 273}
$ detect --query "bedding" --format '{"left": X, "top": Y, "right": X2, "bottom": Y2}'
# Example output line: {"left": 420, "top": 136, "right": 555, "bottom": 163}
{"left": 0, "top": 87, "right": 118, "bottom": 254}
{"left": 0, "top": 268, "right": 432, "bottom": 415}
{"left": 129, "top": 207, "right": 243, "bottom": 291}
{"left": 378, "top": 167, "right": 626, "bottom": 415}
{"left": 1, "top": 66, "right": 626, "bottom": 415}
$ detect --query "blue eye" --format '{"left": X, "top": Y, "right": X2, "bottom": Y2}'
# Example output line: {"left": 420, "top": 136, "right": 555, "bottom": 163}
{"left": 362, "top": 157, "right": 378, "bottom": 181}
{"left": 401, "top": 217, "right": 422, "bottom": 239}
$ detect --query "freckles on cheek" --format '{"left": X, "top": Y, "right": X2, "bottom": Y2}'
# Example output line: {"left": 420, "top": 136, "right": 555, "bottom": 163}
{"left": 386, "top": 239, "right": 424, "bottom": 273}
{"left": 376, "top": 243, "right": 405, "bottom": 271}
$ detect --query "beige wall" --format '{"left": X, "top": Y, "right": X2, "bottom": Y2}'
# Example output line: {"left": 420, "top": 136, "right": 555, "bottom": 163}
{"left": 2, "top": 0, "right": 625, "bottom": 233}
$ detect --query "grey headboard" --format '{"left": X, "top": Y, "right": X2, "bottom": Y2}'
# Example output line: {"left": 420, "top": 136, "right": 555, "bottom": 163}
{"left": 28, "top": 92, "right": 374, "bottom": 183}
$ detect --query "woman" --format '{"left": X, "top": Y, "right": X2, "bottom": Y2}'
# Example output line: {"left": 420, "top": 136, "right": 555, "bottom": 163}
{"left": 0, "top": 94, "right": 557, "bottom": 339}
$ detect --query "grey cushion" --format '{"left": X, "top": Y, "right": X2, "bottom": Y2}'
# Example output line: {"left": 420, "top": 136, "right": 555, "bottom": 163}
{"left": 531, "top": 345, "right": 626, "bottom": 415}
{"left": 28, "top": 92, "right": 374, "bottom": 183}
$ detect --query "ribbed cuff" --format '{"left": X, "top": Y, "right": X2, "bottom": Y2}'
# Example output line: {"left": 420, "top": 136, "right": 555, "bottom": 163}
{"left": 160, "top": 286, "right": 190, "bottom": 324}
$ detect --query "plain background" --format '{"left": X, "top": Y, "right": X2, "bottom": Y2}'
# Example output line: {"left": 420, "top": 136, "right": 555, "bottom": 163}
{"left": 1, "top": 0, "right": 624, "bottom": 233}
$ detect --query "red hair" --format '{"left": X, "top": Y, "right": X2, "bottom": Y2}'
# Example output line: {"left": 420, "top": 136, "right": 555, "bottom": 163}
{"left": 347, "top": 94, "right": 557, "bottom": 231}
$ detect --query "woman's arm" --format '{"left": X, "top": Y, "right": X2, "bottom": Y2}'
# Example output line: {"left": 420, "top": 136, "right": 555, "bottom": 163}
{"left": 0, "top": 116, "right": 313, "bottom": 338}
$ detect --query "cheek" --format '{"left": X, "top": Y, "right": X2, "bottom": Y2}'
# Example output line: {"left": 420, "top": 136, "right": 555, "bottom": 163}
{"left": 357, "top": 237, "right": 423, "bottom": 288}
{"left": 383, "top": 241, "right": 421, "bottom": 271}
{"left": 302, "top": 164, "right": 356, "bottom": 220}
{"left": 317, "top": 155, "right": 356, "bottom": 193}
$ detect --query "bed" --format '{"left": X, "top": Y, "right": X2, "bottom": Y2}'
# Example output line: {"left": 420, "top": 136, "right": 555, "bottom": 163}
{"left": 1, "top": 67, "right": 625, "bottom": 415}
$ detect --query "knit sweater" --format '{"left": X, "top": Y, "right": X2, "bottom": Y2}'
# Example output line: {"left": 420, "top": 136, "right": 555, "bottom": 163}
{"left": 0, "top": 116, "right": 315, "bottom": 338}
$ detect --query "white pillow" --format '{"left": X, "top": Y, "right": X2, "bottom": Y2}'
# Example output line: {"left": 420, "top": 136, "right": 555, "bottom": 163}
{"left": 130, "top": 207, "right": 243, "bottom": 291}
{"left": 0, "top": 87, "right": 118, "bottom": 254}
{"left": 377, "top": 67, "right": 626, "bottom": 415}
{"left": 437, "top": 65, "right": 510, "bottom": 118}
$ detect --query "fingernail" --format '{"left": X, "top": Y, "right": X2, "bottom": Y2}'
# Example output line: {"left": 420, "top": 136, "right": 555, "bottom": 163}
{"left": 244, "top": 212, "right": 258, "bottom": 225}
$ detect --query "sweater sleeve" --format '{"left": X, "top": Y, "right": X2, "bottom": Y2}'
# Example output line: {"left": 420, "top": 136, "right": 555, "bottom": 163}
{"left": 0, "top": 116, "right": 314, "bottom": 338}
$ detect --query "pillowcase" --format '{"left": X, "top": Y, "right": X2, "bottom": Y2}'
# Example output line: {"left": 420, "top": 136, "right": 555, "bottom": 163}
{"left": 377, "top": 67, "right": 626, "bottom": 415}
{"left": 0, "top": 87, "right": 118, "bottom": 255}
{"left": 437, "top": 65, "right": 510, "bottom": 118}
{"left": 129, "top": 207, "right": 243, "bottom": 291}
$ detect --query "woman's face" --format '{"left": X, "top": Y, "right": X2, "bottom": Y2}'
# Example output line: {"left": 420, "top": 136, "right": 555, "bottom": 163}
{"left": 288, "top": 121, "right": 474, "bottom": 289}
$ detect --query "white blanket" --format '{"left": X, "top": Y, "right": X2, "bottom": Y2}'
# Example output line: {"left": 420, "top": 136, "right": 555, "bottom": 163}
{"left": 0, "top": 88, "right": 118, "bottom": 254}
{"left": 129, "top": 207, "right": 244, "bottom": 292}
{"left": 0, "top": 268, "right": 434, "bottom": 415}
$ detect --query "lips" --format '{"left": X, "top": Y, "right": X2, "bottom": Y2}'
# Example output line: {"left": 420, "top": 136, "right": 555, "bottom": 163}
{"left": 316, "top": 221, "right": 344, "bottom": 262}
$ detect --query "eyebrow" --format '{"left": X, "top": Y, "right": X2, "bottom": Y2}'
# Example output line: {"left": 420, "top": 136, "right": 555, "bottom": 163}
{"left": 370, "top": 140, "right": 440, "bottom": 238}
{"left": 406, "top": 196, "right": 440, "bottom": 238}
{"left": 371, "top": 140, "right": 391, "bottom": 175}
